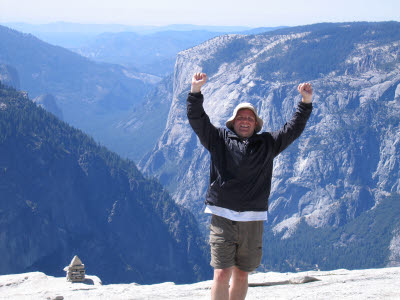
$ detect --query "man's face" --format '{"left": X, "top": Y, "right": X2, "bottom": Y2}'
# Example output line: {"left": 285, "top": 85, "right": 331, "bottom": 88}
{"left": 233, "top": 109, "right": 258, "bottom": 138}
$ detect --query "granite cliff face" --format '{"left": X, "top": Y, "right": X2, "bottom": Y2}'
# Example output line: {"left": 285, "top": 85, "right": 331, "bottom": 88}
{"left": 115, "top": 75, "right": 174, "bottom": 161}
{"left": 140, "top": 22, "right": 400, "bottom": 270}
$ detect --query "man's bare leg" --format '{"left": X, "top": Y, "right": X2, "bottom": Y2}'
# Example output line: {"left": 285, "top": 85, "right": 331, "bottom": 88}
{"left": 211, "top": 267, "right": 233, "bottom": 300}
{"left": 229, "top": 267, "right": 249, "bottom": 300}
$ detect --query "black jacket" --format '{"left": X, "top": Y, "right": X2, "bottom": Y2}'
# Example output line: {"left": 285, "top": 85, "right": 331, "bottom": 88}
{"left": 187, "top": 92, "right": 313, "bottom": 212}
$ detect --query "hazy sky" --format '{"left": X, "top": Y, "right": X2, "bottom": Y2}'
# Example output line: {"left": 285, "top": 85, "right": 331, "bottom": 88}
{"left": 0, "top": 0, "right": 399, "bottom": 27}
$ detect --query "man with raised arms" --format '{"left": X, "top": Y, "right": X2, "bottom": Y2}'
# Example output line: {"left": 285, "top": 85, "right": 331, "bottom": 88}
{"left": 187, "top": 72, "right": 313, "bottom": 300}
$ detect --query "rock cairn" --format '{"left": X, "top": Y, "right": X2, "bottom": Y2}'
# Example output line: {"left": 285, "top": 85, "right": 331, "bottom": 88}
{"left": 64, "top": 255, "right": 85, "bottom": 282}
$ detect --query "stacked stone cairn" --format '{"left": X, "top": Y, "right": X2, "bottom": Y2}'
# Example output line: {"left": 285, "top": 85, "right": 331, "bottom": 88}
{"left": 64, "top": 255, "right": 85, "bottom": 282}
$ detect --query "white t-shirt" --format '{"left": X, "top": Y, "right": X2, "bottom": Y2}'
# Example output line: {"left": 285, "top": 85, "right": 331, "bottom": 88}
{"left": 204, "top": 205, "right": 268, "bottom": 221}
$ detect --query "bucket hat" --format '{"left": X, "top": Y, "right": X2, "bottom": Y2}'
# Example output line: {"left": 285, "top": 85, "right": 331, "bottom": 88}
{"left": 226, "top": 102, "right": 263, "bottom": 133}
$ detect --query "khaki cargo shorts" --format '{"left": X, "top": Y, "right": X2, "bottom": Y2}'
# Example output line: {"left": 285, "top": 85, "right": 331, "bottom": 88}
{"left": 209, "top": 214, "right": 264, "bottom": 272}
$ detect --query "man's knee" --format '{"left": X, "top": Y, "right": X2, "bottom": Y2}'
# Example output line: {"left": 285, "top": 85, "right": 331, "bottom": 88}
{"left": 233, "top": 267, "right": 249, "bottom": 282}
{"left": 213, "top": 268, "right": 233, "bottom": 284}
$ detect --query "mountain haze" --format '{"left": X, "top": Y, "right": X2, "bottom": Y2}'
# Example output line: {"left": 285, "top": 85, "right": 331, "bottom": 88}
{"left": 0, "top": 64, "right": 19, "bottom": 89}
{"left": 75, "top": 31, "right": 226, "bottom": 76}
{"left": 0, "top": 25, "right": 153, "bottom": 105}
{"left": 0, "top": 25, "right": 161, "bottom": 162}
{"left": 140, "top": 22, "right": 400, "bottom": 271}
{"left": 74, "top": 27, "right": 284, "bottom": 76}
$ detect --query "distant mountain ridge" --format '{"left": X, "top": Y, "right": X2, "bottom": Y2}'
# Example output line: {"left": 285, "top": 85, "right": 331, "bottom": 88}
{"left": 2, "top": 22, "right": 253, "bottom": 35}
{"left": 1, "top": 22, "right": 253, "bottom": 49}
{"left": 0, "top": 25, "right": 158, "bottom": 110}
{"left": 74, "top": 30, "right": 224, "bottom": 76}
{"left": 0, "top": 24, "right": 163, "bottom": 162}
{"left": 0, "top": 82, "right": 211, "bottom": 284}
{"left": 72, "top": 27, "right": 285, "bottom": 76}
{"left": 139, "top": 21, "right": 400, "bottom": 272}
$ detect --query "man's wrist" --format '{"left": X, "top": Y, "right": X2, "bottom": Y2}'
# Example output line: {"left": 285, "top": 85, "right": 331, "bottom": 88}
{"left": 191, "top": 85, "right": 201, "bottom": 93}
{"left": 302, "top": 97, "right": 312, "bottom": 104}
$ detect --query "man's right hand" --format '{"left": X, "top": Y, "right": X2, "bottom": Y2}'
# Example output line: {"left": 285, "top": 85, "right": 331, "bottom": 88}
{"left": 191, "top": 72, "right": 207, "bottom": 93}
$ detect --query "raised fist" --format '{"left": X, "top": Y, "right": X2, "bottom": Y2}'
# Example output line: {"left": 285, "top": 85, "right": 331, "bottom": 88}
{"left": 298, "top": 82, "right": 313, "bottom": 104}
{"left": 191, "top": 73, "right": 207, "bottom": 93}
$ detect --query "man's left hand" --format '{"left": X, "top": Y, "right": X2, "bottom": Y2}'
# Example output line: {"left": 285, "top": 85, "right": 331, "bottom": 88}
{"left": 298, "top": 83, "right": 313, "bottom": 104}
